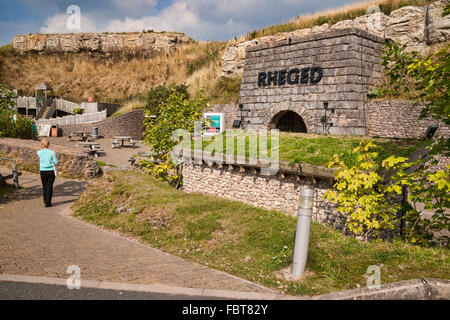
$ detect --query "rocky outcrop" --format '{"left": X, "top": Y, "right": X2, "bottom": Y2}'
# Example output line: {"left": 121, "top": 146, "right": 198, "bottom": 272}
{"left": 13, "top": 31, "right": 192, "bottom": 55}
{"left": 426, "top": 0, "right": 450, "bottom": 44}
{"left": 222, "top": 0, "right": 449, "bottom": 77}
{"left": 385, "top": 6, "right": 427, "bottom": 52}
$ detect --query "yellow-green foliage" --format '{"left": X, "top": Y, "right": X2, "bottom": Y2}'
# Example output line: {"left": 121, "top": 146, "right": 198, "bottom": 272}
{"left": 391, "top": 162, "right": 450, "bottom": 246}
{"left": 141, "top": 89, "right": 208, "bottom": 186}
{"left": 324, "top": 142, "right": 410, "bottom": 239}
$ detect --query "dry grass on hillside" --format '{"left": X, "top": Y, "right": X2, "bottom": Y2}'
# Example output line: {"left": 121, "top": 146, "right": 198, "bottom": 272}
{"left": 0, "top": 0, "right": 438, "bottom": 106}
{"left": 0, "top": 41, "right": 227, "bottom": 104}
{"left": 241, "top": 0, "right": 435, "bottom": 41}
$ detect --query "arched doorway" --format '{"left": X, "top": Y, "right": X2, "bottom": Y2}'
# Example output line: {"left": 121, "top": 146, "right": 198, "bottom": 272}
{"left": 271, "top": 110, "right": 307, "bottom": 133}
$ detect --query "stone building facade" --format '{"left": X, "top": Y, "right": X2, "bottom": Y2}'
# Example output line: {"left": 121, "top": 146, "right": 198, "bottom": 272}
{"left": 238, "top": 28, "right": 384, "bottom": 135}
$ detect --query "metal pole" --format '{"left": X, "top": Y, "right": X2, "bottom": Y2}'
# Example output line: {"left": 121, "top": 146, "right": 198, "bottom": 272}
{"left": 292, "top": 187, "right": 314, "bottom": 277}
{"left": 12, "top": 163, "right": 19, "bottom": 190}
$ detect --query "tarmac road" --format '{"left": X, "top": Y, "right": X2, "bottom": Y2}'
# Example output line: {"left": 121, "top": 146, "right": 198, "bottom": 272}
{"left": 0, "top": 280, "right": 215, "bottom": 300}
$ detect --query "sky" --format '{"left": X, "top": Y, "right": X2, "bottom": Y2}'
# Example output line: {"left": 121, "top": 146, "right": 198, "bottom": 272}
{"left": 0, "top": 0, "right": 366, "bottom": 45}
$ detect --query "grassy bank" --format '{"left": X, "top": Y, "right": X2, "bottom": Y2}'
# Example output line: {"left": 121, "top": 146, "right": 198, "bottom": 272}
{"left": 72, "top": 170, "right": 450, "bottom": 296}
{"left": 179, "top": 131, "right": 427, "bottom": 169}
{"left": 0, "top": 41, "right": 229, "bottom": 104}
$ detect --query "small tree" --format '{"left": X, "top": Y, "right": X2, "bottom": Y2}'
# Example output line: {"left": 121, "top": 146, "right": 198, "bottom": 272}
{"left": 0, "top": 84, "right": 16, "bottom": 112}
{"left": 0, "top": 85, "right": 36, "bottom": 139}
{"left": 390, "top": 163, "right": 450, "bottom": 246}
{"left": 145, "top": 84, "right": 189, "bottom": 117}
{"left": 324, "top": 142, "right": 409, "bottom": 240}
{"left": 141, "top": 88, "right": 208, "bottom": 185}
{"left": 408, "top": 43, "right": 449, "bottom": 157}
{"left": 381, "top": 42, "right": 419, "bottom": 96}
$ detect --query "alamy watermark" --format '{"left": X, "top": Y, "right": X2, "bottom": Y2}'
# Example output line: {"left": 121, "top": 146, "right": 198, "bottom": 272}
{"left": 366, "top": 5, "right": 382, "bottom": 31}
{"left": 66, "top": 5, "right": 81, "bottom": 30}
{"left": 366, "top": 265, "right": 381, "bottom": 289}
{"left": 171, "top": 124, "right": 280, "bottom": 175}
{"left": 66, "top": 265, "right": 81, "bottom": 289}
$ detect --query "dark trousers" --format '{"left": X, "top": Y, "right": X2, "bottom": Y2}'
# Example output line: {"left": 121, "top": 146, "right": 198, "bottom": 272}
{"left": 40, "top": 170, "right": 55, "bottom": 206}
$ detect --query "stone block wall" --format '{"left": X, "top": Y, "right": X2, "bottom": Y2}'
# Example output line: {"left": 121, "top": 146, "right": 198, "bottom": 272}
{"left": 239, "top": 28, "right": 384, "bottom": 135}
{"left": 207, "top": 104, "right": 239, "bottom": 130}
{"left": 0, "top": 138, "right": 100, "bottom": 178}
{"left": 366, "top": 100, "right": 450, "bottom": 139}
{"left": 182, "top": 163, "right": 350, "bottom": 233}
{"left": 58, "top": 109, "right": 145, "bottom": 140}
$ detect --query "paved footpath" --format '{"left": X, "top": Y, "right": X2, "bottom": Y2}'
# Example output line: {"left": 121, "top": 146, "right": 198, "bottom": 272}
{"left": 0, "top": 171, "right": 275, "bottom": 296}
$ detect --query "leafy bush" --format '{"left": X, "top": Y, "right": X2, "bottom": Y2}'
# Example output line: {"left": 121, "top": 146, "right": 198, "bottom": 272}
{"left": 141, "top": 88, "right": 208, "bottom": 186}
{"left": 145, "top": 84, "right": 189, "bottom": 117}
{"left": 324, "top": 142, "right": 407, "bottom": 240}
{"left": 396, "top": 165, "right": 450, "bottom": 246}
{"left": 325, "top": 141, "right": 449, "bottom": 246}
{"left": 0, "top": 85, "right": 36, "bottom": 139}
{"left": 381, "top": 42, "right": 419, "bottom": 96}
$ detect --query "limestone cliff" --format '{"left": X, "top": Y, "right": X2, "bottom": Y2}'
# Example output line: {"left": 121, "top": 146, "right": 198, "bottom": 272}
{"left": 12, "top": 31, "right": 192, "bottom": 55}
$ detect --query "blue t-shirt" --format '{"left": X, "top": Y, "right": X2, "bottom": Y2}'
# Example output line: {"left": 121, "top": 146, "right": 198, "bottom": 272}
{"left": 37, "top": 149, "right": 58, "bottom": 171}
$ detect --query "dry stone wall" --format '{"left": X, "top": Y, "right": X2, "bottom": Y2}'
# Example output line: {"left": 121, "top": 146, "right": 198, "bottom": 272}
{"left": 13, "top": 31, "right": 191, "bottom": 55}
{"left": 182, "top": 163, "right": 350, "bottom": 233}
{"left": 239, "top": 28, "right": 383, "bottom": 135}
{"left": 366, "top": 99, "right": 450, "bottom": 139}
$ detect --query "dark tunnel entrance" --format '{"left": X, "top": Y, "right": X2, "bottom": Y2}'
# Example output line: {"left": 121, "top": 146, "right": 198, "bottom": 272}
{"left": 271, "top": 110, "right": 307, "bottom": 133}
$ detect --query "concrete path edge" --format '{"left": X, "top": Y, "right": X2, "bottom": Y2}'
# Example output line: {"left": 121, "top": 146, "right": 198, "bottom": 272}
{"left": 1, "top": 274, "right": 449, "bottom": 300}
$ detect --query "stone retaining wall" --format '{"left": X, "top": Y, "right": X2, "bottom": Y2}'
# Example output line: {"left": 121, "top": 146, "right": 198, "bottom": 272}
{"left": 0, "top": 138, "right": 100, "bottom": 178}
{"left": 207, "top": 104, "right": 239, "bottom": 130}
{"left": 366, "top": 99, "right": 450, "bottom": 139}
{"left": 58, "top": 109, "right": 145, "bottom": 140}
{"left": 182, "top": 162, "right": 350, "bottom": 234}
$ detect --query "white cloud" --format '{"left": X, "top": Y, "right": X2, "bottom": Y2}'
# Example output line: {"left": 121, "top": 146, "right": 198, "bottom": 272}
{"left": 106, "top": 1, "right": 198, "bottom": 33}
{"left": 38, "top": 0, "right": 362, "bottom": 40}
{"left": 105, "top": 0, "right": 254, "bottom": 40}
{"left": 40, "top": 13, "right": 97, "bottom": 34}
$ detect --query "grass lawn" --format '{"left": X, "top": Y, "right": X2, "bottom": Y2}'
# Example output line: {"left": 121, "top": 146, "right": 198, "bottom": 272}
{"left": 72, "top": 170, "right": 449, "bottom": 296}
{"left": 179, "top": 131, "right": 427, "bottom": 169}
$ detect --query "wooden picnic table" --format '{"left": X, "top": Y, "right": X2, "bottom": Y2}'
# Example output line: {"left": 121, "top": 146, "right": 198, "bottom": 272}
{"left": 68, "top": 131, "right": 91, "bottom": 142}
{"left": 76, "top": 142, "right": 102, "bottom": 157}
{"left": 111, "top": 136, "right": 136, "bottom": 148}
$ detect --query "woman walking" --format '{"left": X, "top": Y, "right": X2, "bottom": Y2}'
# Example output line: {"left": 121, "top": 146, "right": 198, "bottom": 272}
{"left": 37, "top": 138, "right": 58, "bottom": 207}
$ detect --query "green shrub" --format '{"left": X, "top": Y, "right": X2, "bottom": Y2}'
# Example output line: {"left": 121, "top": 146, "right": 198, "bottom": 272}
{"left": 145, "top": 84, "right": 189, "bottom": 117}
{"left": 0, "top": 85, "right": 36, "bottom": 139}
